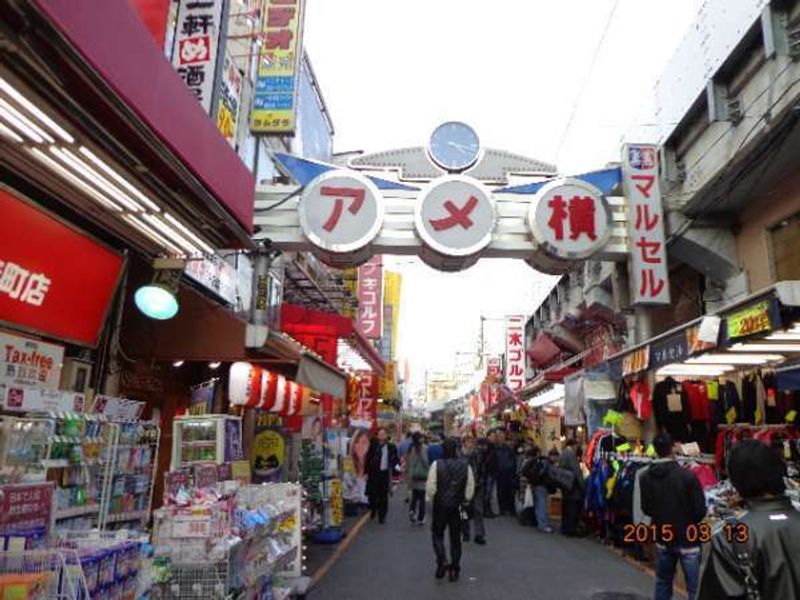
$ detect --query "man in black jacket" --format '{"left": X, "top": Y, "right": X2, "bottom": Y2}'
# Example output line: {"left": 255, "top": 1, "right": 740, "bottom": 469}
{"left": 698, "top": 439, "right": 800, "bottom": 600}
{"left": 641, "top": 433, "right": 706, "bottom": 600}
{"left": 461, "top": 435, "right": 487, "bottom": 544}
{"left": 426, "top": 438, "right": 475, "bottom": 582}
{"left": 365, "top": 428, "right": 399, "bottom": 524}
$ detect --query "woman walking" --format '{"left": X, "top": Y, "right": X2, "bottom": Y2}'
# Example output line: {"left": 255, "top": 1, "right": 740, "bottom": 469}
{"left": 406, "top": 432, "right": 429, "bottom": 525}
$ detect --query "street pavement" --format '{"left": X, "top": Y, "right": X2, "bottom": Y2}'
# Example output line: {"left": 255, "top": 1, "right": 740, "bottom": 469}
{"left": 310, "top": 490, "right": 655, "bottom": 600}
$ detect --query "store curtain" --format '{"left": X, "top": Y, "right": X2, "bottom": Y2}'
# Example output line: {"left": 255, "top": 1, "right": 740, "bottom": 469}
{"left": 296, "top": 353, "right": 347, "bottom": 399}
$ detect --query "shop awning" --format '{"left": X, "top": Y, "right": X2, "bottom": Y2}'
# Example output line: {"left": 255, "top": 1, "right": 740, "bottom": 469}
{"left": 0, "top": 0, "right": 254, "bottom": 250}
{"left": 296, "top": 353, "right": 347, "bottom": 399}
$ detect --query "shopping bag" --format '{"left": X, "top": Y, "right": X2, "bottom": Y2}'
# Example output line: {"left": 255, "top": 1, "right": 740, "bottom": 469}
{"left": 523, "top": 485, "right": 534, "bottom": 510}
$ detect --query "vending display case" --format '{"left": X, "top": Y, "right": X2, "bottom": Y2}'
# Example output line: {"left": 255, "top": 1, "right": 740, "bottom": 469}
{"left": 170, "top": 415, "right": 243, "bottom": 470}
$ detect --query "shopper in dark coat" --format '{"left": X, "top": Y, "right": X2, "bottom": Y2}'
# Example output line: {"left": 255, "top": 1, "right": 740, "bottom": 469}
{"left": 483, "top": 430, "right": 499, "bottom": 517}
{"left": 698, "top": 440, "right": 800, "bottom": 600}
{"left": 461, "top": 435, "right": 487, "bottom": 545}
{"left": 558, "top": 438, "right": 585, "bottom": 536}
{"left": 641, "top": 433, "right": 706, "bottom": 600}
{"left": 495, "top": 434, "right": 517, "bottom": 515}
{"left": 365, "top": 428, "right": 399, "bottom": 523}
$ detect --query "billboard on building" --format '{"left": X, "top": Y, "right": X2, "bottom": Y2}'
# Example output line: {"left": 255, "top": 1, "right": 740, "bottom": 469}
{"left": 505, "top": 315, "right": 526, "bottom": 393}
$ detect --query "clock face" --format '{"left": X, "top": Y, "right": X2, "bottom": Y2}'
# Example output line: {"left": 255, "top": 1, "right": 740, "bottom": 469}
{"left": 428, "top": 122, "right": 481, "bottom": 172}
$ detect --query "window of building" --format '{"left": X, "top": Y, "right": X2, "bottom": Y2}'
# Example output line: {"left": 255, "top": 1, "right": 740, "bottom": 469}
{"left": 770, "top": 215, "right": 800, "bottom": 281}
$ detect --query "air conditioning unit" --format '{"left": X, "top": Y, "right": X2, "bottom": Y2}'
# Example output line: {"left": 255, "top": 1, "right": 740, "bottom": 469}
{"left": 60, "top": 358, "right": 93, "bottom": 393}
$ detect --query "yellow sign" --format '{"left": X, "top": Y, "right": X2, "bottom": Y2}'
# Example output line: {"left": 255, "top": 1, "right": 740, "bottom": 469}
{"left": 329, "top": 478, "right": 343, "bottom": 527}
{"left": 726, "top": 407, "right": 738, "bottom": 424}
{"left": 231, "top": 460, "right": 252, "bottom": 484}
{"left": 726, "top": 300, "right": 772, "bottom": 339}
{"left": 786, "top": 410, "right": 797, "bottom": 423}
{"left": 252, "top": 429, "right": 285, "bottom": 480}
{"left": 251, "top": 0, "right": 306, "bottom": 133}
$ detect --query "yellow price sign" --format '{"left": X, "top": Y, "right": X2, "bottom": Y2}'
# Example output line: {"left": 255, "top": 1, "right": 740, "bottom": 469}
{"left": 725, "top": 407, "right": 738, "bottom": 424}
{"left": 645, "top": 444, "right": 657, "bottom": 457}
{"left": 786, "top": 410, "right": 797, "bottom": 423}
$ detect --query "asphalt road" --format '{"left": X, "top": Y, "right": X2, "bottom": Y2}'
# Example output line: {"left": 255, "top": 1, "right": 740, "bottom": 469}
{"left": 310, "top": 490, "right": 655, "bottom": 600}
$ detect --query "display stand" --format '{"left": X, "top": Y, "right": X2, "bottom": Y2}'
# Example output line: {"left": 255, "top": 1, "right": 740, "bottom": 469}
{"left": 170, "top": 415, "right": 243, "bottom": 470}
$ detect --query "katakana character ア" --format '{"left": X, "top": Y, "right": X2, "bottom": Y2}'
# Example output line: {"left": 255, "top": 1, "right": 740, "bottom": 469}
{"left": 508, "top": 332, "right": 523, "bottom": 346}
{"left": 320, "top": 187, "right": 365, "bottom": 233}
{"left": 640, "top": 268, "right": 666, "bottom": 298}
{"left": 568, "top": 195, "right": 597, "bottom": 241}
{"left": 631, "top": 174, "right": 655, "bottom": 198}
{"left": 267, "top": 6, "right": 295, "bottom": 27}
{"left": 0, "top": 262, "right": 29, "bottom": 299}
{"left": 266, "top": 30, "right": 293, "bottom": 50}
{"left": 636, "top": 237, "right": 663, "bottom": 264}
{"left": 547, "top": 195, "right": 568, "bottom": 240}
{"left": 19, "top": 273, "right": 50, "bottom": 307}
{"left": 635, "top": 204, "right": 659, "bottom": 231}
{"left": 182, "top": 13, "right": 214, "bottom": 36}
{"left": 429, "top": 196, "right": 478, "bottom": 231}
{"left": 179, "top": 36, "right": 210, "bottom": 64}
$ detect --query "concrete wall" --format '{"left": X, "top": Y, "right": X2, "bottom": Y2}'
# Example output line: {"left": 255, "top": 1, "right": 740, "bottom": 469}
{"left": 737, "top": 169, "right": 800, "bottom": 291}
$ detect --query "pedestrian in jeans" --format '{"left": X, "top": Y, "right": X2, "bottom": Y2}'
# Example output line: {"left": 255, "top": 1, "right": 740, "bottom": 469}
{"left": 522, "top": 446, "right": 554, "bottom": 533}
{"left": 640, "top": 433, "right": 706, "bottom": 600}
{"left": 426, "top": 438, "right": 475, "bottom": 582}
{"left": 558, "top": 438, "right": 585, "bottom": 536}
{"left": 406, "top": 432, "right": 429, "bottom": 525}
{"left": 483, "top": 430, "right": 499, "bottom": 518}
{"left": 461, "top": 435, "right": 487, "bottom": 545}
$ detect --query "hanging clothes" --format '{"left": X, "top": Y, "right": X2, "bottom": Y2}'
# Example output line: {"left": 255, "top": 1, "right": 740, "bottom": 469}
{"left": 653, "top": 376, "right": 691, "bottom": 442}
{"left": 683, "top": 380, "right": 711, "bottom": 451}
{"left": 629, "top": 380, "right": 652, "bottom": 421}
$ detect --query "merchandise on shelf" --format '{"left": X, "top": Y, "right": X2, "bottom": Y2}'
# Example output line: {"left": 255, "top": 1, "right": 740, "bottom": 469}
{"left": 170, "top": 415, "right": 243, "bottom": 470}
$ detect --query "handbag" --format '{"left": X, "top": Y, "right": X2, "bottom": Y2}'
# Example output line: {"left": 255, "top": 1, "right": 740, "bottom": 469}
{"left": 547, "top": 465, "right": 576, "bottom": 492}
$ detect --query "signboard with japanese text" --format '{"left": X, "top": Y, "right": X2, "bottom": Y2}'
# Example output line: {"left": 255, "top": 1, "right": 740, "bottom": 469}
{"left": 0, "top": 189, "right": 124, "bottom": 347}
{"left": 216, "top": 49, "right": 242, "bottom": 146}
{"left": 184, "top": 254, "right": 238, "bottom": 305}
{"left": 357, "top": 257, "right": 383, "bottom": 340}
{"left": 171, "top": 0, "right": 227, "bottom": 114}
{"left": 0, "top": 385, "right": 85, "bottom": 414}
{"left": 726, "top": 299, "right": 776, "bottom": 339}
{"left": 415, "top": 176, "right": 496, "bottom": 258}
{"left": 353, "top": 370, "right": 378, "bottom": 431}
{"left": 487, "top": 356, "right": 502, "bottom": 380}
{"left": 505, "top": 315, "right": 526, "bottom": 392}
{"left": 0, "top": 482, "right": 55, "bottom": 539}
{"left": 528, "top": 178, "right": 612, "bottom": 260}
{"left": 0, "top": 331, "right": 63, "bottom": 389}
{"left": 623, "top": 144, "right": 671, "bottom": 305}
{"left": 251, "top": 0, "right": 306, "bottom": 133}
{"left": 649, "top": 334, "right": 689, "bottom": 370}
{"left": 622, "top": 346, "right": 650, "bottom": 377}
{"left": 298, "top": 172, "right": 384, "bottom": 262}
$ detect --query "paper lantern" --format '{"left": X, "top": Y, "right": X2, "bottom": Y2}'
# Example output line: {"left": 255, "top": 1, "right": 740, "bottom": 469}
{"left": 270, "top": 375, "right": 288, "bottom": 413}
{"left": 229, "top": 362, "right": 262, "bottom": 407}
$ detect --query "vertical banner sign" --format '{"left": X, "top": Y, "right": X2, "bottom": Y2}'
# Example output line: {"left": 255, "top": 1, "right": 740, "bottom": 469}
{"left": 216, "top": 49, "right": 243, "bottom": 146}
{"left": 357, "top": 256, "right": 383, "bottom": 339}
{"left": 251, "top": 0, "right": 306, "bottom": 133}
{"left": 505, "top": 315, "right": 526, "bottom": 392}
{"left": 354, "top": 370, "right": 378, "bottom": 432}
{"left": 622, "top": 144, "right": 671, "bottom": 305}
{"left": 171, "top": 0, "right": 226, "bottom": 114}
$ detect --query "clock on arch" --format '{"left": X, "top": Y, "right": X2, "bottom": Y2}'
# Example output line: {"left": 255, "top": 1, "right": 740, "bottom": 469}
{"left": 427, "top": 121, "right": 481, "bottom": 172}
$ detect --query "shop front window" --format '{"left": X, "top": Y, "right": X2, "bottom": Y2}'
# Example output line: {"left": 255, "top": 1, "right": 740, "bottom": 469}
{"left": 770, "top": 215, "right": 800, "bottom": 281}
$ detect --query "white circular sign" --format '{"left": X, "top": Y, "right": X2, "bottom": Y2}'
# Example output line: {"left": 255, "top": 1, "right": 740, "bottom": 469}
{"left": 527, "top": 178, "right": 612, "bottom": 260}
{"left": 298, "top": 170, "right": 384, "bottom": 254}
{"left": 414, "top": 175, "right": 495, "bottom": 257}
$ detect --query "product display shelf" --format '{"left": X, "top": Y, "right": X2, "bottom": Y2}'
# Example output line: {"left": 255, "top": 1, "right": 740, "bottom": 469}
{"left": 170, "top": 415, "right": 243, "bottom": 470}
{"left": 0, "top": 548, "right": 90, "bottom": 600}
{"left": 100, "top": 422, "right": 160, "bottom": 531}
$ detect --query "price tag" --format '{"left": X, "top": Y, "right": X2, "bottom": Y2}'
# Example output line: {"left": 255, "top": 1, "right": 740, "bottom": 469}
{"left": 616, "top": 442, "right": 632, "bottom": 452}
{"left": 171, "top": 515, "right": 212, "bottom": 538}
{"left": 667, "top": 393, "right": 683, "bottom": 413}
{"left": 786, "top": 410, "right": 797, "bottom": 423}
{"left": 726, "top": 407, "right": 738, "bottom": 424}
{"left": 767, "top": 388, "right": 777, "bottom": 407}
{"left": 645, "top": 444, "right": 657, "bottom": 457}
{"left": 755, "top": 408, "right": 763, "bottom": 425}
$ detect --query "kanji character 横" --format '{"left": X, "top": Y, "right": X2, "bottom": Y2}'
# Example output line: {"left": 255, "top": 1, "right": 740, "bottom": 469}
{"left": 19, "top": 273, "right": 51, "bottom": 307}
{"left": 0, "top": 262, "right": 29, "bottom": 299}
{"left": 631, "top": 174, "right": 655, "bottom": 198}
{"left": 568, "top": 195, "right": 597, "bottom": 241}
{"left": 430, "top": 196, "right": 478, "bottom": 231}
{"left": 547, "top": 194, "right": 568, "bottom": 240}
{"left": 636, "top": 237, "right": 663, "bottom": 264}
{"left": 267, "top": 6, "right": 295, "bottom": 27}
{"left": 635, "top": 204, "right": 659, "bottom": 231}
{"left": 508, "top": 332, "right": 523, "bottom": 346}
{"left": 640, "top": 268, "right": 666, "bottom": 298}
{"left": 320, "top": 187, "right": 365, "bottom": 233}
{"left": 181, "top": 13, "right": 214, "bottom": 36}
{"left": 266, "top": 29, "right": 293, "bottom": 50}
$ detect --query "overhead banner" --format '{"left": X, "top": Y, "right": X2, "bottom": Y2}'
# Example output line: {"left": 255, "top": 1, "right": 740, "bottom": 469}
{"left": 171, "top": 0, "right": 227, "bottom": 114}
{"left": 505, "top": 315, "right": 526, "bottom": 392}
{"left": 356, "top": 256, "right": 383, "bottom": 339}
{"left": 622, "top": 144, "right": 670, "bottom": 305}
{"left": 0, "top": 189, "right": 124, "bottom": 346}
{"left": 251, "top": 0, "right": 307, "bottom": 133}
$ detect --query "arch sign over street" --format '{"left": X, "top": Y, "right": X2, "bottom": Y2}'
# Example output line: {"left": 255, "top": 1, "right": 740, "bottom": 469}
{"left": 255, "top": 126, "right": 670, "bottom": 305}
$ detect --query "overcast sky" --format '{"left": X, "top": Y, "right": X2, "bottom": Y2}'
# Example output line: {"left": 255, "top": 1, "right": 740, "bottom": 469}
{"left": 304, "top": 0, "right": 703, "bottom": 395}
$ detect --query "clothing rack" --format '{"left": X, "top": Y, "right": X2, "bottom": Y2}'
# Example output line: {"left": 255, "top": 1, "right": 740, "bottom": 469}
{"left": 717, "top": 423, "right": 794, "bottom": 430}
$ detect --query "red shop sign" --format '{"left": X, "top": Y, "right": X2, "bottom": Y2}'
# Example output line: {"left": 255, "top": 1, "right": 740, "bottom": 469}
{"left": 0, "top": 482, "right": 55, "bottom": 536}
{"left": 0, "top": 189, "right": 125, "bottom": 346}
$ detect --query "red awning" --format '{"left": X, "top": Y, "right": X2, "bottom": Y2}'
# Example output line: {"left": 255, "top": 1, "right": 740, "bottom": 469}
{"left": 28, "top": 0, "right": 254, "bottom": 238}
{"left": 280, "top": 304, "right": 386, "bottom": 376}
{"left": 528, "top": 332, "right": 563, "bottom": 367}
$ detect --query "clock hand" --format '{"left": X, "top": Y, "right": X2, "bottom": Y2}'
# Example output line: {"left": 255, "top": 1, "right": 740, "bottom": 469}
{"left": 447, "top": 141, "right": 475, "bottom": 153}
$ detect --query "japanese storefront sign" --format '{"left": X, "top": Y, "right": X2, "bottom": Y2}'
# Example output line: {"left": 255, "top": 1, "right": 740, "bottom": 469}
{"left": 298, "top": 172, "right": 384, "bottom": 258}
{"left": 0, "top": 384, "right": 85, "bottom": 414}
{"left": 726, "top": 299, "right": 776, "bottom": 339}
{"left": 622, "top": 144, "right": 671, "bottom": 305}
{"left": 251, "top": 0, "right": 306, "bottom": 133}
{"left": 505, "top": 315, "right": 526, "bottom": 392}
{"left": 357, "top": 256, "right": 383, "bottom": 339}
{"left": 527, "top": 178, "right": 612, "bottom": 260}
{"left": 184, "top": 254, "right": 238, "bottom": 306}
{"left": 171, "top": 0, "right": 227, "bottom": 114}
{"left": 0, "top": 482, "right": 55, "bottom": 538}
{"left": 415, "top": 176, "right": 496, "bottom": 257}
{"left": 353, "top": 370, "right": 378, "bottom": 431}
{"left": 649, "top": 334, "right": 689, "bottom": 370}
{"left": 0, "top": 189, "right": 124, "bottom": 346}
{"left": 216, "top": 48, "right": 242, "bottom": 146}
{"left": 0, "top": 331, "right": 63, "bottom": 389}
{"left": 622, "top": 346, "right": 650, "bottom": 377}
